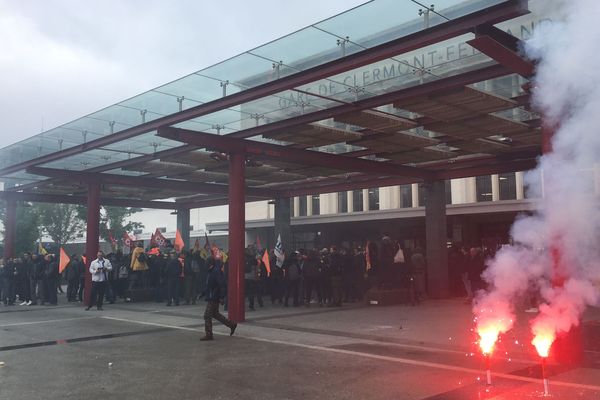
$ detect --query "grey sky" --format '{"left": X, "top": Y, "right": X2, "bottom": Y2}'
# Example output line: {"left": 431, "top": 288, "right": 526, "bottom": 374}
{"left": 0, "top": 0, "right": 366, "bottom": 147}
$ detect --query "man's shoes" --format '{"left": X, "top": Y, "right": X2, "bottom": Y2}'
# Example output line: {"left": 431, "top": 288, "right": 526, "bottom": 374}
{"left": 200, "top": 335, "right": 213, "bottom": 341}
{"left": 19, "top": 301, "right": 28, "bottom": 306}
{"left": 230, "top": 322, "right": 238, "bottom": 336}
{"left": 85, "top": 307, "right": 91, "bottom": 311}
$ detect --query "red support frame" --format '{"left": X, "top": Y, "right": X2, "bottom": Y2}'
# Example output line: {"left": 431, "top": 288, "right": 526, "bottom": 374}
{"left": 0, "top": 191, "right": 178, "bottom": 210}
{"left": 227, "top": 153, "right": 246, "bottom": 323}
{"left": 0, "top": 0, "right": 527, "bottom": 178}
{"left": 84, "top": 182, "right": 101, "bottom": 307}
{"left": 26, "top": 166, "right": 278, "bottom": 199}
{"left": 158, "top": 127, "right": 432, "bottom": 180}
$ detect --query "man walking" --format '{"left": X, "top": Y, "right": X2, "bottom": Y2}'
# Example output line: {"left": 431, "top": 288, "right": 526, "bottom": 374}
{"left": 200, "top": 257, "right": 237, "bottom": 341}
{"left": 86, "top": 251, "right": 112, "bottom": 311}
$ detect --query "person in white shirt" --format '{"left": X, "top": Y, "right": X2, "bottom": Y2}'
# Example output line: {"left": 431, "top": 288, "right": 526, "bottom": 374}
{"left": 86, "top": 251, "right": 112, "bottom": 311}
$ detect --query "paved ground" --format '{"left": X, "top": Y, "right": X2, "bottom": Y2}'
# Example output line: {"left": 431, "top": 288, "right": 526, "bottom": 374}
{"left": 1, "top": 295, "right": 599, "bottom": 400}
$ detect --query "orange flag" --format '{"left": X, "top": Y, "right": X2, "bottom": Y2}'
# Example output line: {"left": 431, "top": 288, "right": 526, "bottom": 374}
{"left": 174, "top": 229, "right": 184, "bottom": 252}
{"left": 59, "top": 247, "right": 70, "bottom": 273}
{"left": 262, "top": 249, "right": 271, "bottom": 276}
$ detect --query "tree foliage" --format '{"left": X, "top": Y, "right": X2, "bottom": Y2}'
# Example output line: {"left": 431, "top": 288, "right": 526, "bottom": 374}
{"left": 0, "top": 200, "right": 40, "bottom": 256}
{"left": 77, "top": 205, "right": 144, "bottom": 245}
{"left": 37, "top": 203, "right": 85, "bottom": 246}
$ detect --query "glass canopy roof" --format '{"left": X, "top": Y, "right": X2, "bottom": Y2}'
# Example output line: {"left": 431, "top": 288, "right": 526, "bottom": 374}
{"left": 0, "top": 0, "right": 522, "bottom": 188}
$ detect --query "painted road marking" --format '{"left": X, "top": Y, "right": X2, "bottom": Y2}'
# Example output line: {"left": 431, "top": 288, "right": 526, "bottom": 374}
{"left": 0, "top": 316, "right": 97, "bottom": 328}
{"left": 101, "top": 316, "right": 600, "bottom": 392}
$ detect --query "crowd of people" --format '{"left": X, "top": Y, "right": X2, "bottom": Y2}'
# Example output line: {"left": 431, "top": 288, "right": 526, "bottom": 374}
{"left": 1, "top": 235, "right": 499, "bottom": 310}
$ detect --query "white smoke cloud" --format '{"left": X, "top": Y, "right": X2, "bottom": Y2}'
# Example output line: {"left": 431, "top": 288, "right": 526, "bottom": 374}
{"left": 474, "top": 0, "right": 600, "bottom": 354}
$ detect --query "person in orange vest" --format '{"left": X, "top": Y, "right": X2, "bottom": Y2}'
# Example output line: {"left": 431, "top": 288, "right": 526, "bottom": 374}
{"left": 129, "top": 241, "right": 148, "bottom": 292}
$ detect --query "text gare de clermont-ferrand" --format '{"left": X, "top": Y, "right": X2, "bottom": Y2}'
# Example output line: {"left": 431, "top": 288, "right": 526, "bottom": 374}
{"left": 277, "top": 19, "right": 548, "bottom": 110}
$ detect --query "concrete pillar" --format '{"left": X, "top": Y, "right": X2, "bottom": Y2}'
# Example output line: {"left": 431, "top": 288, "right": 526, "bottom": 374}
{"left": 411, "top": 183, "right": 419, "bottom": 207}
{"left": 425, "top": 180, "right": 449, "bottom": 299}
{"left": 176, "top": 208, "right": 191, "bottom": 250}
{"left": 3, "top": 196, "right": 17, "bottom": 259}
{"left": 516, "top": 171, "right": 525, "bottom": 199}
{"left": 491, "top": 174, "right": 500, "bottom": 201}
{"left": 227, "top": 153, "right": 246, "bottom": 323}
{"left": 347, "top": 191, "right": 354, "bottom": 213}
{"left": 362, "top": 189, "right": 369, "bottom": 211}
{"left": 274, "top": 197, "right": 292, "bottom": 253}
{"left": 465, "top": 177, "right": 477, "bottom": 203}
{"left": 84, "top": 182, "right": 101, "bottom": 307}
{"left": 306, "top": 195, "right": 313, "bottom": 216}
{"left": 293, "top": 196, "right": 300, "bottom": 217}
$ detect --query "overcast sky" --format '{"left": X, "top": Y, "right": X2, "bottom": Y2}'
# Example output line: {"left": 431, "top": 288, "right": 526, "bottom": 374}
{"left": 0, "top": 0, "right": 366, "bottom": 147}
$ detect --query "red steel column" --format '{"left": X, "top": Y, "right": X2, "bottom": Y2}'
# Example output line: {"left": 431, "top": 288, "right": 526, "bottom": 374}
{"left": 84, "top": 182, "right": 101, "bottom": 307}
{"left": 4, "top": 196, "right": 17, "bottom": 259}
{"left": 227, "top": 152, "right": 245, "bottom": 322}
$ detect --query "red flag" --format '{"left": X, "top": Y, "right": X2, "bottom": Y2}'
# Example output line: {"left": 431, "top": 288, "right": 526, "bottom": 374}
{"left": 122, "top": 231, "right": 135, "bottom": 248}
{"left": 150, "top": 232, "right": 157, "bottom": 247}
{"left": 148, "top": 247, "right": 160, "bottom": 256}
{"left": 108, "top": 231, "right": 117, "bottom": 248}
{"left": 59, "top": 247, "right": 70, "bottom": 273}
{"left": 256, "top": 235, "right": 262, "bottom": 250}
{"left": 262, "top": 249, "right": 271, "bottom": 276}
{"left": 154, "top": 228, "right": 167, "bottom": 248}
{"left": 82, "top": 255, "right": 87, "bottom": 265}
{"left": 212, "top": 245, "right": 222, "bottom": 260}
{"left": 174, "top": 229, "right": 184, "bottom": 252}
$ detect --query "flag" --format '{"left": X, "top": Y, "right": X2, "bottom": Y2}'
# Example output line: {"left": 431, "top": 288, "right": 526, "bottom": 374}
{"left": 122, "top": 231, "right": 135, "bottom": 248}
{"left": 108, "top": 231, "right": 118, "bottom": 249}
{"left": 274, "top": 234, "right": 284, "bottom": 267}
{"left": 150, "top": 232, "right": 157, "bottom": 247}
{"left": 204, "top": 232, "right": 211, "bottom": 251}
{"left": 82, "top": 255, "right": 87, "bottom": 265}
{"left": 59, "top": 247, "right": 70, "bottom": 273}
{"left": 262, "top": 249, "right": 271, "bottom": 276}
{"left": 212, "top": 245, "right": 222, "bottom": 260}
{"left": 193, "top": 238, "right": 200, "bottom": 253}
{"left": 38, "top": 242, "right": 48, "bottom": 256}
{"left": 174, "top": 229, "right": 184, "bottom": 252}
{"left": 255, "top": 235, "right": 262, "bottom": 250}
{"left": 154, "top": 228, "right": 167, "bottom": 248}
{"left": 148, "top": 247, "right": 160, "bottom": 256}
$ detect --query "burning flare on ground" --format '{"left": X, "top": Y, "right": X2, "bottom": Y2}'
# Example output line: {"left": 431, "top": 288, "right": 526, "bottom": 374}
{"left": 531, "top": 323, "right": 555, "bottom": 358}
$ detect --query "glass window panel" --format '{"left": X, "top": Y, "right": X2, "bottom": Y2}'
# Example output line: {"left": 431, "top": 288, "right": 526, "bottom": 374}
{"left": 352, "top": 190, "right": 363, "bottom": 212}
{"left": 446, "top": 180, "right": 452, "bottom": 204}
{"left": 400, "top": 184, "right": 412, "bottom": 208}
{"left": 368, "top": 188, "right": 379, "bottom": 210}
{"left": 250, "top": 26, "right": 342, "bottom": 72}
{"left": 499, "top": 172, "right": 517, "bottom": 200}
{"left": 298, "top": 196, "right": 308, "bottom": 217}
{"left": 312, "top": 195, "right": 320, "bottom": 215}
{"left": 338, "top": 192, "right": 348, "bottom": 213}
{"left": 418, "top": 183, "right": 427, "bottom": 206}
{"left": 476, "top": 175, "right": 493, "bottom": 202}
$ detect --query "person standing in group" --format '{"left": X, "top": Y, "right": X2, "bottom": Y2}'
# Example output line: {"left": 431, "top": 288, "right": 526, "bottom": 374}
{"left": 45, "top": 254, "right": 59, "bottom": 305}
{"left": 200, "top": 256, "right": 237, "bottom": 341}
{"left": 165, "top": 250, "right": 181, "bottom": 306}
{"left": 129, "top": 242, "right": 148, "bottom": 290}
{"left": 410, "top": 247, "right": 427, "bottom": 302}
{"left": 86, "top": 251, "right": 112, "bottom": 311}
{"left": 64, "top": 254, "right": 82, "bottom": 302}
